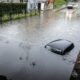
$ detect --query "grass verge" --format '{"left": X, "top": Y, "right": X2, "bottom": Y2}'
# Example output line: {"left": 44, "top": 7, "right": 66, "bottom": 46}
{"left": 54, "top": 0, "right": 66, "bottom": 8}
{"left": 1, "top": 11, "right": 39, "bottom": 22}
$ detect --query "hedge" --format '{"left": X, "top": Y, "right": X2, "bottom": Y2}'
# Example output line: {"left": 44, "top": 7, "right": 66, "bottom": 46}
{"left": 0, "top": 3, "right": 27, "bottom": 23}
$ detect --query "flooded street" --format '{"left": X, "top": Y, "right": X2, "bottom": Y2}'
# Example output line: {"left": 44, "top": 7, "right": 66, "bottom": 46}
{"left": 0, "top": 8, "right": 80, "bottom": 80}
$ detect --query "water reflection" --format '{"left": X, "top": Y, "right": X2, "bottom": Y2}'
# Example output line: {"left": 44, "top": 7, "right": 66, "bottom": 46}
{"left": 65, "top": 10, "right": 73, "bottom": 20}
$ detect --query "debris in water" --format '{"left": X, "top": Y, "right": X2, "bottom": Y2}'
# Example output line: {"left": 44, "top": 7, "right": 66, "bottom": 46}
{"left": 19, "top": 57, "right": 23, "bottom": 60}
{"left": 32, "top": 62, "right": 36, "bottom": 67}
{"left": 63, "top": 57, "right": 66, "bottom": 61}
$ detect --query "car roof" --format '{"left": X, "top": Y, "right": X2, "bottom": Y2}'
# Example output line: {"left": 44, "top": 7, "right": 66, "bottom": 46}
{"left": 46, "top": 39, "right": 73, "bottom": 51}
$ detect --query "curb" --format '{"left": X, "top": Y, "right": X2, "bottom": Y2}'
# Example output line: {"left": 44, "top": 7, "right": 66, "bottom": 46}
{"left": 55, "top": 7, "right": 66, "bottom": 12}
{"left": 54, "top": 5, "right": 66, "bottom": 12}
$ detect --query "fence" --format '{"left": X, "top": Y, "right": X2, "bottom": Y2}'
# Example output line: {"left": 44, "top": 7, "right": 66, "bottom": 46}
{"left": 0, "top": 3, "right": 27, "bottom": 23}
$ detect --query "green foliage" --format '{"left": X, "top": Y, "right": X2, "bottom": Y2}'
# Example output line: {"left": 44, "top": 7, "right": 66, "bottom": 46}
{"left": 1, "top": 12, "right": 39, "bottom": 22}
{"left": 0, "top": 3, "right": 39, "bottom": 22}
{"left": 54, "top": 0, "right": 66, "bottom": 8}
{"left": 0, "top": 3, "right": 27, "bottom": 17}
{"left": 0, "top": 3, "right": 27, "bottom": 22}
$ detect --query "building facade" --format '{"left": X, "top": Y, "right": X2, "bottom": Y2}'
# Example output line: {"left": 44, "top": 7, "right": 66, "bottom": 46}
{"left": 27, "top": 0, "right": 54, "bottom": 11}
{"left": 27, "top": 0, "right": 48, "bottom": 12}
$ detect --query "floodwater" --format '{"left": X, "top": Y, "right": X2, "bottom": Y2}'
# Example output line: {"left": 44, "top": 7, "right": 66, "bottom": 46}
{"left": 0, "top": 8, "right": 80, "bottom": 80}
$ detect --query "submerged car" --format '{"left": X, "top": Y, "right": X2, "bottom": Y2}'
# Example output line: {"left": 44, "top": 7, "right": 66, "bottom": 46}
{"left": 45, "top": 39, "right": 74, "bottom": 55}
{"left": 67, "top": 4, "right": 74, "bottom": 9}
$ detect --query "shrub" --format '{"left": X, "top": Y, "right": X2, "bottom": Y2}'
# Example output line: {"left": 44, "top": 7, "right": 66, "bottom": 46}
{"left": 0, "top": 3, "right": 27, "bottom": 17}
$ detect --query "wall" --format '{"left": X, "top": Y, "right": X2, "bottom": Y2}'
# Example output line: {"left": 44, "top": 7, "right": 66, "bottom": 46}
{"left": 27, "top": 0, "right": 48, "bottom": 11}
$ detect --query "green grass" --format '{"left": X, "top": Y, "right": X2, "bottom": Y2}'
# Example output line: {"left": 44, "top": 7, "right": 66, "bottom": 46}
{"left": 2, "top": 15, "right": 9, "bottom": 21}
{"left": 1, "top": 11, "right": 39, "bottom": 22}
{"left": 54, "top": 0, "right": 66, "bottom": 8}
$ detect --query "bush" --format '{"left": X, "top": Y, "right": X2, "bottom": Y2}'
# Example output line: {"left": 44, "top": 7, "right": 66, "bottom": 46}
{"left": 0, "top": 3, "right": 27, "bottom": 17}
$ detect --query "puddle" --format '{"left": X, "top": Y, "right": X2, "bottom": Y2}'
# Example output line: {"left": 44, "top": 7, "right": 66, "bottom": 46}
{"left": 31, "top": 62, "right": 36, "bottom": 67}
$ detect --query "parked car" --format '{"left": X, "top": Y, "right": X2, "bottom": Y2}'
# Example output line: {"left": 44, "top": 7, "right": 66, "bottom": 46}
{"left": 66, "top": 2, "right": 78, "bottom": 9}
{"left": 67, "top": 4, "right": 74, "bottom": 9}
{"left": 45, "top": 39, "right": 74, "bottom": 55}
